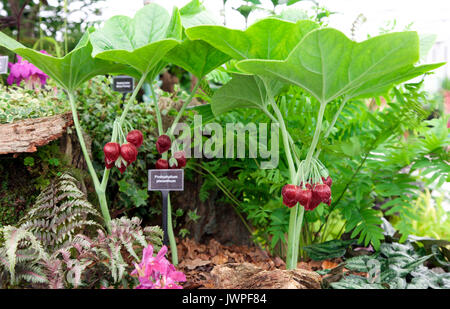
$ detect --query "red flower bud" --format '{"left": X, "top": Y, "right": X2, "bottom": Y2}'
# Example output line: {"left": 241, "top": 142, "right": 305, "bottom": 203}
{"left": 126, "top": 130, "right": 144, "bottom": 148}
{"left": 105, "top": 157, "right": 115, "bottom": 169}
{"left": 120, "top": 143, "right": 138, "bottom": 164}
{"left": 308, "top": 196, "right": 321, "bottom": 211}
{"left": 115, "top": 157, "right": 128, "bottom": 174}
{"left": 118, "top": 163, "right": 127, "bottom": 174}
{"left": 282, "top": 185, "right": 298, "bottom": 208}
{"left": 322, "top": 176, "right": 332, "bottom": 187}
{"left": 173, "top": 151, "right": 187, "bottom": 168}
{"left": 103, "top": 142, "right": 120, "bottom": 165}
{"left": 296, "top": 187, "right": 312, "bottom": 208}
{"left": 156, "top": 159, "right": 169, "bottom": 169}
{"left": 310, "top": 183, "right": 331, "bottom": 210}
{"left": 156, "top": 135, "right": 171, "bottom": 154}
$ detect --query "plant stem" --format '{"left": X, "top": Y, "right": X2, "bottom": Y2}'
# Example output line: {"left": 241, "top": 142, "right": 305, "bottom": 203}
{"left": 68, "top": 92, "right": 100, "bottom": 187}
{"left": 314, "top": 98, "right": 348, "bottom": 159}
{"left": 269, "top": 94, "right": 300, "bottom": 269}
{"left": 96, "top": 189, "right": 112, "bottom": 233}
{"left": 118, "top": 73, "right": 149, "bottom": 125}
{"left": 167, "top": 79, "right": 201, "bottom": 136}
{"left": 150, "top": 82, "right": 164, "bottom": 136}
{"left": 64, "top": 0, "right": 68, "bottom": 55}
{"left": 68, "top": 91, "right": 112, "bottom": 231}
{"left": 302, "top": 101, "right": 326, "bottom": 178}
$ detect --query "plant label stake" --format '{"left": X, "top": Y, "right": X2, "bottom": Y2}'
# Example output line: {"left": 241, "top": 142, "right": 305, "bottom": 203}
{"left": 0, "top": 56, "right": 8, "bottom": 74}
{"left": 148, "top": 169, "right": 184, "bottom": 245}
{"left": 112, "top": 75, "right": 135, "bottom": 102}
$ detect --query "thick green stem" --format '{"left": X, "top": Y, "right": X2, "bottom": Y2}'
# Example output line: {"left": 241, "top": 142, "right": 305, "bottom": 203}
{"left": 269, "top": 96, "right": 300, "bottom": 269}
{"left": 167, "top": 79, "right": 201, "bottom": 136}
{"left": 150, "top": 82, "right": 164, "bottom": 136}
{"left": 63, "top": 0, "right": 68, "bottom": 55}
{"left": 263, "top": 108, "right": 300, "bottom": 167}
{"left": 68, "top": 91, "right": 112, "bottom": 230}
{"left": 96, "top": 189, "right": 112, "bottom": 233}
{"left": 314, "top": 98, "right": 347, "bottom": 160}
{"left": 304, "top": 102, "right": 326, "bottom": 173}
{"left": 262, "top": 76, "right": 303, "bottom": 269}
{"left": 119, "top": 73, "right": 149, "bottom": 125}
{"left": 68, "top": 92, "right": 100, "bottom": 187}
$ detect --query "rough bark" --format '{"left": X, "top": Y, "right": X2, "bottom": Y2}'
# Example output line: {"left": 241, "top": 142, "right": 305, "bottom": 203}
{"left": 211, "top": 263, "right": 322, "bottom": 289}
{"left": 0, "top": 112, "right": 73, "bottom": 155}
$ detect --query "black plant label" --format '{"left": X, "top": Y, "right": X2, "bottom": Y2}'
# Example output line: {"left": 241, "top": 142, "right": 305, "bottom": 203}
{"left": 148, "top": 169, "right": 184, "bottom": 191}
{"left": 112, "top": 75, "right": 134, "bottom": 93}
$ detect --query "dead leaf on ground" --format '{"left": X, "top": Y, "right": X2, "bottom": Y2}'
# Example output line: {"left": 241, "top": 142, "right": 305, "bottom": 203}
{"left": 322, "top": 260, "right": 340, "bottom": 270}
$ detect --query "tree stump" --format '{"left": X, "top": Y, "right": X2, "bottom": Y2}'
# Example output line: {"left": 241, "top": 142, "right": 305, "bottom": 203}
{"left": 210, "top": 263, "right": 322, "bottom": 289}
{"left": 0, "top": 112, "right": 73, "bottom": 155}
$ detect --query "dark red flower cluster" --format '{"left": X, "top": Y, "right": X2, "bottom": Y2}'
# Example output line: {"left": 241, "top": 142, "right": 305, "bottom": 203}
{"left": 155, "top": 135, "right": 187, "bottom": 170}
{"left": 281, "top": 176, "right": 332, "bottom": 211}
{"left": 103, "top": 130, "right": 143, "bottom": 174}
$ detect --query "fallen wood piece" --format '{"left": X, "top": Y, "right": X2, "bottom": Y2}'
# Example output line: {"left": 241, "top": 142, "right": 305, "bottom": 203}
{"left": 210, "top": 263, "right": 322, "bottom": 289}
{"left": 0, "top": 112, "right": 73, "bottom": 155}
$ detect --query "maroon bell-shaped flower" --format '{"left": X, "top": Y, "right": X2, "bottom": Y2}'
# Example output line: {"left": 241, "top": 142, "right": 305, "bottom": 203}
{"left": 310, "top": 183, "right": 331, "bottom": 210}
{"left": 120, "top": 143, "right": 138, "bottom": 165}
{"left": 156, "top": 135, "right": 171, "bottom": 154}
{"left": 118, "top": 163, "right": 127, "bottom": 174}
{"left": 322, "top": 176, "right": 332, "bottom": 187}
{"left": 156, "top": 158, "right": 169, "bottom": 169}
{"left": 103, "top": 142, "right": 121, "bottom": 167}
{"left": 296, "top": 187, "right": 312, "bottom": 209}
{"left": 173, "top": 151, "right": 187, "bottom": 168}
{"left": 126, "top": 130, "right": 144, "bottom": 148}
{"left": 281, "top": 184, "right": 298, "bottom": 208}
{"left": 105, "top": 159, "right": 115, "bottom": 169}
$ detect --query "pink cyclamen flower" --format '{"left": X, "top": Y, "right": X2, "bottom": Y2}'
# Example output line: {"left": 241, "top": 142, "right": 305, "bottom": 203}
{"left": 131, "top": 244, "right": 186, "bottom": 289}
{"left": 7, "top": 51, "right": 49, "bottom": 88}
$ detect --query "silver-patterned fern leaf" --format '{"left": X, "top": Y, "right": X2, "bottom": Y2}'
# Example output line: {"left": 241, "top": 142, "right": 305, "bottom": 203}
{"left": 19, "top": 173, "right": 103, "bottom": 249}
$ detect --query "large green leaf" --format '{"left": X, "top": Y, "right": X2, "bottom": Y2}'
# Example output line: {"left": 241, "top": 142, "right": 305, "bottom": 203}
{"left": 179, "top": 0, "right": 218, "bottom": 28}
{"left": 0, "top": 29, "right": 124, "bottom": 91}
{"left": 237, "top": 29, "right": 444, "bottom": 104}
{"left": 90, "top": 4, "right": 182, "bottom": 75}
{"left": 187, "top": 18, "right": 318, "bottom": 116}
{"left": 210, "top": 74, "right": 285, "bottom": 116}
{"left": 164, "top": 1, "right": 230, "bottom": 78}
{"left": 186, "top": 18, "right": 319, "bottom": 60}
{"left": 165, "top": 40, "right": 230, "bottom": 78}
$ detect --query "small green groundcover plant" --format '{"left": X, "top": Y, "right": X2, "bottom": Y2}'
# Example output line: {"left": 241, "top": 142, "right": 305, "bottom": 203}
{"left": 0, "top": 82, "right": 69, "bottom": 124}
{"left": 0, "top": 0, "right": 444, "bottom": 272}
